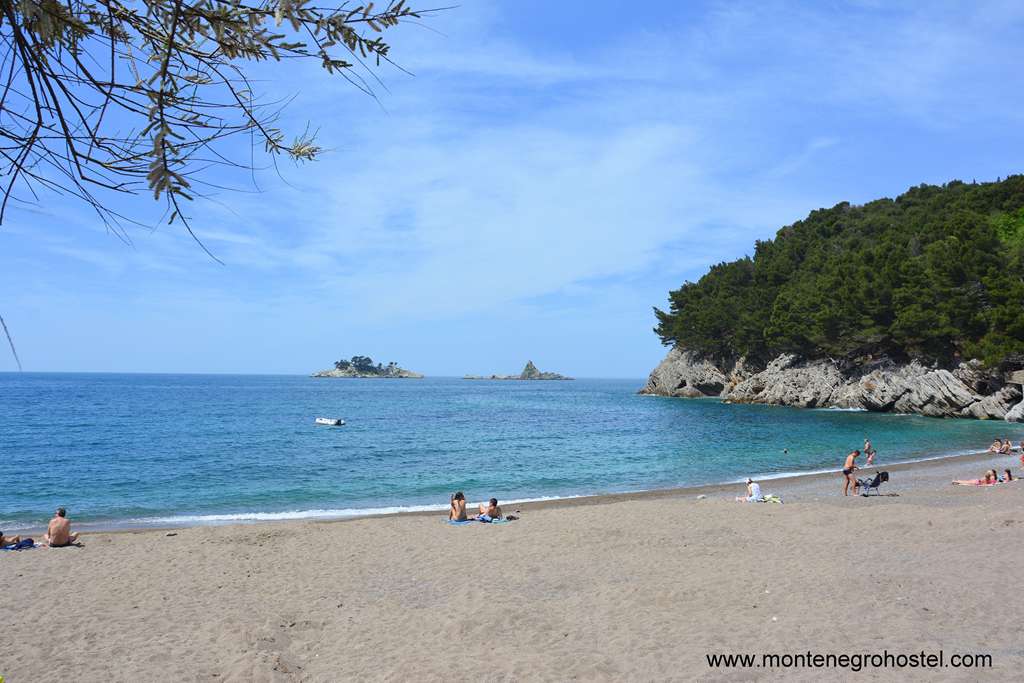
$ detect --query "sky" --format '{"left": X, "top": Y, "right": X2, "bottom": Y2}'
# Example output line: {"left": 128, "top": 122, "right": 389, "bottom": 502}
{"left": 2, "top": 0, "right": 1024, "bottom": 377}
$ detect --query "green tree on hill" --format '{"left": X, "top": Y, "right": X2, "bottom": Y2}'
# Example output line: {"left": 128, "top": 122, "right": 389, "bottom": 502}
{"left": 655, "top": 176, "right": 1024, "bottom": 367}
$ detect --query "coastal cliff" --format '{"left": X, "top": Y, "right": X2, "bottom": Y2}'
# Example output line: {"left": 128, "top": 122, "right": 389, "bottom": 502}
{"left": 464, "top": 360, "right": 573, "bottom": 380}
{"left": 640, "top": 349, "right": 1024, "bottom": 421}
{"left": 647, "top": 177, "right": 1024, "bottom": 422}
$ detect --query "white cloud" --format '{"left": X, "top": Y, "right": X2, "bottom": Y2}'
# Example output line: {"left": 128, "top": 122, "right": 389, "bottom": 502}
{"left": 4, "top": 0, "right": 1022, "bottom": 373}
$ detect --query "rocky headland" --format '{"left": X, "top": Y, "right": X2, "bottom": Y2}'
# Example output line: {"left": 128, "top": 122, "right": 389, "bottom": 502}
{"left": 464, "top": 360, "right": 573, "bottom": 381}
{"left": 640, "top": 348, "right": 1024, "bottom": 422}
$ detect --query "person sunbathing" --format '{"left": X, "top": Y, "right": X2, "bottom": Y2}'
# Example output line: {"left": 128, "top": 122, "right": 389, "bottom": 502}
{"left": 0, "top": 530, "right": 22, "bottom": 547}
{"left": 476, "top": 498, "right": 503, "bottom": 522}
{"left": 999, "top": 438, "right": 1012, "bottom": 455}
{"left": 735, "top": 478, "right": 763, "bottom": 502}
{"left": 953, "top": 470, "right": 999, "bottom": 486}
{"left": 449, "top": 491, "right": 467, "bottom": 521}
{"left": 1002, "top": 469, "right": 1014, "bottom": 482}
{"left": 43, "top": 507, "right": 80, "bottom": 547}
{"left": 988, "top": 439, "right": 1002, "bottom": 453}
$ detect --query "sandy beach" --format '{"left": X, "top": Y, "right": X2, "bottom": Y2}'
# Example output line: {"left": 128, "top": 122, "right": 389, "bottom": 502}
{"left": 3, "top": 451, "right": 1023, "bottom": 681}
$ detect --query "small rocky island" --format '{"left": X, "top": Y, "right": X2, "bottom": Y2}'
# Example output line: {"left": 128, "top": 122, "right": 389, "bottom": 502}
{"left": 464, "top": 360, "right": 573, "bottom": 381}
{"left": 312, "top": 355, "right": 423, "bottom": 379}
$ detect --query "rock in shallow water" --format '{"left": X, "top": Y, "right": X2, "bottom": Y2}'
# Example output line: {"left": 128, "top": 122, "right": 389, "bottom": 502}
{"left": 1004, "top": 398, "right": 1024, "bottom": 423}
{"left": 638, "top": 348, "right": 728, "bottom": 398}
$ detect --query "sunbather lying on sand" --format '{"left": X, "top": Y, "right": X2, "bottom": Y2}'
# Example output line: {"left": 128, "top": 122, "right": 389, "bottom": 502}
{"left": 953, "top": 470, "right": 999, "bottom": 486}
{"left": 477, "top": 498, "right": 502, "bottom": 521}
{"left": 0, "top": 530, "right": 22, "bottom": 547}
{"left": 1002, "top": 469, "right": 1015, "bottom": 482}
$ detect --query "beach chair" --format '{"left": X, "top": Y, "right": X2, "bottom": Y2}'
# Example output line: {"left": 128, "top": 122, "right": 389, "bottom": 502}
{"left": 857, "top": 471, "right": 889, "bottom": 496}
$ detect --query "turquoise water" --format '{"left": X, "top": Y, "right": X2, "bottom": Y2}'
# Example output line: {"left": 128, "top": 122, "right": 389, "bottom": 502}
{"left": 1, "top": 373, "right": 1017, "bottom": 531}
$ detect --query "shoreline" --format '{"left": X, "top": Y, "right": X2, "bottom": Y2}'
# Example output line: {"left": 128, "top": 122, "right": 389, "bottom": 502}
{"left": 5, "top": 448, "right": 1024, "bottom": 681}
{"left": 9, "top": 448, "right": 1018, "bottom": 536}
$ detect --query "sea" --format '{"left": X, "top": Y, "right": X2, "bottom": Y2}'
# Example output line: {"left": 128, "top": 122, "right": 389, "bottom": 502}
{"left": 1, "top": 373, "right": 1017, "bottom": 531}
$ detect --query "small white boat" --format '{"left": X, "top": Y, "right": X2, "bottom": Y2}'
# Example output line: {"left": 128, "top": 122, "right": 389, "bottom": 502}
{"left": 315, "top": 417, "right": 345, "bottom": 426}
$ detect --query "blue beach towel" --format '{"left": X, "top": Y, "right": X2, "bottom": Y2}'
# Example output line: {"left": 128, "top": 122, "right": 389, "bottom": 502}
{"left": 1, "top": 539, "right": 36, "bottom": 551}
{"left": 447, "top": 519, "right": 474, "bottom": 526}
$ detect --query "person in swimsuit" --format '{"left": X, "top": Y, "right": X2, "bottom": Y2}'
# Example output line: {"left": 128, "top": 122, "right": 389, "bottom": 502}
{"left": 953, "top": 470, "right": 999, "bottom": 486}
{"left": 999, "top": 438, "right": 1012, "bottom": 455}
{"left": 988, "top": 439, "right": 1002, "bottom": 453}
{"left": 864, "top": 438, "right": 876, "bottom": 466}
{"left": 842, "top": 450, "right": 860, "bottom": 496}
{"left": 477, "top": 498, "right": 502, "bottom": 522}
{"left": 1003, "top": 469, "right": 1014, "bottom": 482}
{"left": 0, "top": 530, "right": 22, "bottom": 547}
{"left": 43, "top": 507, "right": 79, "bottom": 547}
{"left": 449, "top": 492, "right": 467, "bottom": 521}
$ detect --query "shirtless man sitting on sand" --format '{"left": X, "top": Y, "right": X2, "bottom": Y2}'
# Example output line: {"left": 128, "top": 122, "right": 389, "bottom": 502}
{"left": 43, "top": 507, "right": 79, "bottom": 547}
{"left": 842, "top": 450, "right": 861, "bottom": 496}
{"left": 477, "top": 498, "right": 502, "bottom": 522}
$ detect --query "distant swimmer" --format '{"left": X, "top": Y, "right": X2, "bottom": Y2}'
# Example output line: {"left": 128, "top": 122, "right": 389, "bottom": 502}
{"left": 842, "top": 450, "right": 861, "bottom": 496}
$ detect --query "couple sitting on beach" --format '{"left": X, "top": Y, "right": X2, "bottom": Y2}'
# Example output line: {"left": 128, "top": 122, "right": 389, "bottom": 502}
{"left": 953, "top": 469, "right": 1015, "bottom": 487}
{"left": 1, "top": 507, "right": 80, "bottom": 550}
{"left": 987, "top": 438, "right": 1021, "bottom": 455}
{"left": 449, "top": 492, "right": 508, "bottom": 522}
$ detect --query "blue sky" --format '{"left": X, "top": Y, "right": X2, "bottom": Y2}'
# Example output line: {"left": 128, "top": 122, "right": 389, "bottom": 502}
{"left": 2, "top": 0, "right": 1023, "bottom": 377}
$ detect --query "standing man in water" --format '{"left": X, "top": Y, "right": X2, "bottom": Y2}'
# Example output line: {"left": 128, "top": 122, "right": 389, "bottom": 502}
{"left": 43, "top": 507, "right": 80, "bottom": 547}
{"left": 842, "top": 450, "right": 861, "bottom": 496}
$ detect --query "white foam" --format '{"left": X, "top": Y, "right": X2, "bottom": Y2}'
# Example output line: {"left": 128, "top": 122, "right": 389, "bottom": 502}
{"left": 8, "top": 449, "right": 1001, "bottom": 532}
{"left": 729, "top": 447, "right": 991, "bottom": 484}
{"left": 121, "top": 494, "right": 585, "bottom": 528}
{"left": 812, "top": 406, "right": 867, "bottom": 412}
{"left": 0, "top": 520, "right": 34, "bottom": 532}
